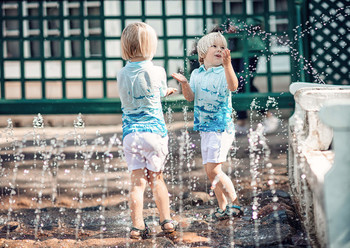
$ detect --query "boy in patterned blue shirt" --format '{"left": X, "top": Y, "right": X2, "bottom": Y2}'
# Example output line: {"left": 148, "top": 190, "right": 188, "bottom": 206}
{"left": 172, "top": 32, "right": 243, "bottom": 220}
{"left": 117, "top": 22, "right": 177, "bottom": 239}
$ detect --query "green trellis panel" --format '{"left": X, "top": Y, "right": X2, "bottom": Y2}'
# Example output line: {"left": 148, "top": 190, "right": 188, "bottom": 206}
{"left": 1, "top": 0, "right": 329, "bottom": 115}
{"left": 307, "top": 0, "right": 349, "bottom": 85}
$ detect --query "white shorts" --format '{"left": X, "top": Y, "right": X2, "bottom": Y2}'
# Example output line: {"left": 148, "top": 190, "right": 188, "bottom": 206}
{"left": 200, "top": 131, "right": 235, "bottom": 164}
{"left": 123, "top": 132, "right": 168, "bottom": 172}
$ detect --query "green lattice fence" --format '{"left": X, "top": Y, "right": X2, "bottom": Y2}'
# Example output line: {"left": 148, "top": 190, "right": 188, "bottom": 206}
{"left": 306, "top": 0, "right": 349, "bottom": 85}
{"left": 2, "top": 0, "right": 337, "bottom": 115}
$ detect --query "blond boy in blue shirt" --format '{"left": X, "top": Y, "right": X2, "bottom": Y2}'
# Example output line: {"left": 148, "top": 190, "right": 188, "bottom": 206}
{"left": 172, "top": 32, "right": 243, "bottom": 220}
{"left": 117, "top": 22, "right": 177, "bottom": 239}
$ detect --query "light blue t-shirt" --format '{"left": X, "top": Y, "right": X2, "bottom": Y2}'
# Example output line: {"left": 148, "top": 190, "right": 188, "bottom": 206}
{"left": 117, "top": 60, "right": 168, "bottom": 139}
{"left": 190, "top": 65, "right": 234, "bottom": 133}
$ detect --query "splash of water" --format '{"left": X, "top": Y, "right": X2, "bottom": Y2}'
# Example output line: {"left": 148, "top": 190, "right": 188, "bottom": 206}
{"left": 292, "top": 113, "right": 312, "bottom": 234}
{"left": 165, "top": 107, "right": 176, "bottom": 209}
{"left": 5, "top": 119, "right": 19, "bottom": 239}
{"left": 248, "top": 123, "right": 264, "bottom": 247}
{"left": 33, "top": 114, "right": 44, "bottom": 129}
{"left": 74, "top": 113, "right": 85, "bottom": 128}
{"left": 73, "top": 113, "right": 88, "bottom": 239}
{"left": 182, "top": 106, "right": 195, "bottom": 214}
{"left": 224, "top": 8, "right": 349, "bottom": 84}
{"left": 100, "top": 134, "right": 120, "bottom": 240}
{"left": 32, "top": 114, "right": 48, "bottom": 239}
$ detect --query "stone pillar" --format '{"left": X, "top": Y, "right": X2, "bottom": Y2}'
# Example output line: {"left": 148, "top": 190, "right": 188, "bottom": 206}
{"left": 319, "top": 99, "right": 350, "bottom": 248}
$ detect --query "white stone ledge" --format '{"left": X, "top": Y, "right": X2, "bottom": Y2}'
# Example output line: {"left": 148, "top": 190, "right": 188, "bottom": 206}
{"left": 290, "top": 83, "right": 350, "bottom": 151}
{"left": 288, "top": 83, "right": 350, "bottom": 248}
{"left": 303, "top": 150, "right": 333, "bottom": 195}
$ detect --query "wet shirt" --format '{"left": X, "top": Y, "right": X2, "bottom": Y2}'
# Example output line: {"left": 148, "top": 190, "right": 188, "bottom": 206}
{"left": 190, "top": 65, "right": 234, "bottom": 133}
{"left": 117, "top": 60, "right": 168, "bottom": 139}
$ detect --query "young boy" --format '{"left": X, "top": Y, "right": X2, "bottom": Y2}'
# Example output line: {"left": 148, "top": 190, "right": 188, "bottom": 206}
{"left": 117, "top": 22, "right": 177, "bottom": 239}
{"left": 172, "top": 32, "right": 243, "bottom": 220}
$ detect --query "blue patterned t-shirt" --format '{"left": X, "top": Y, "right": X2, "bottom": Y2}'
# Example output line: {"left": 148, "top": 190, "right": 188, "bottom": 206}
{"left": 190, "top": 65, "right": 234, "bottom": 133}
{"left": 117, "top": 60, "right": 168, "bottom": 139}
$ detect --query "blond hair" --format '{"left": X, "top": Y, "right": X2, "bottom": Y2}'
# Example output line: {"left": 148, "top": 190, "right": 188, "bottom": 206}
{"left": 121, "top": 22, "right": 158, "bottom": 60}
{"left": 197, "top": 32, "right": 227, "bottom": 64}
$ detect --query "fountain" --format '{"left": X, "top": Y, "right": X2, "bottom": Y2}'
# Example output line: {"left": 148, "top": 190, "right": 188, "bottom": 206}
{"left": 0, "top": 104, "right": 308, "bottom": 247}
{"left": 0, "top": 4, "right": 349, "bottom": 248}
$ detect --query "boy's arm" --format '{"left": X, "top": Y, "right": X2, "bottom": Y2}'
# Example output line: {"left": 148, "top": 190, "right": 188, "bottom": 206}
{"left": 223, "top": 49, "right": 238, "bottom": 92}
{"left": 171, "top": 73, "right": 194, "bottom": 102}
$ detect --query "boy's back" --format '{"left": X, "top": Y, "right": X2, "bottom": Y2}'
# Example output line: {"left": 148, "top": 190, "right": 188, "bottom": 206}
{"left": 117, "top": 60, "right": 167, "bottom": 113}
{"left": 117, "top": 60, "right": 168, "bottom": 138}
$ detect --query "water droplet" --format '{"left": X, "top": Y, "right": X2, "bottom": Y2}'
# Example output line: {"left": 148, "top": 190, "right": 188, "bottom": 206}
{"left": 74, "top": 113, "right": 85, "bottom": 128}
{"left": 33, "top": 114, "right": 44, "bottom": 128}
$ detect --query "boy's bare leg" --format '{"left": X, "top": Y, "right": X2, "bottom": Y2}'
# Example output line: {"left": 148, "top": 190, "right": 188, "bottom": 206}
{"left": 205, "top": 163, "right": 238, "bottom": 210}
{"left": 147, "top": 170, "right": 174, "bottom": 230}
{"left": 130, "top": 169, "right": 148, "bottom": 234}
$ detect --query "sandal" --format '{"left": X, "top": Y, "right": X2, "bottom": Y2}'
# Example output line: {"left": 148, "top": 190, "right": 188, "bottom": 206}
{"left": 159, "top": 219, "right": 178, "bottom": 233}
{"left": 130, "top": 222, "right": 150, "bottom": 240}
{"left": 205, "top": 207, "right": 228, "bottom": 221}
{"left": 225, "top": 205, "right": 243, "bottom": 217}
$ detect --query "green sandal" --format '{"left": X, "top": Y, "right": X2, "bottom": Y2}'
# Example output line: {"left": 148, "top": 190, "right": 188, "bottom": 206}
{"left": 205, "top": 207, "right": 228, "bottom": 221}
{"left": 130, "top": 222, "right": 150, "bottom": 240}
{"left": 159, "top": 219, "right": 178, "bottom": 233}
{"left": 225, "top": 205, "right": 243, "bottom": 217}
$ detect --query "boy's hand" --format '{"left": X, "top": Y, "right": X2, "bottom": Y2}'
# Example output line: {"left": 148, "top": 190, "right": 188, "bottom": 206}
{"left": 165, "top": 87, "right": 177, "bottom": 96}
{"left": 172, "top": 73, "right": 188, "bottom": 84}
{"left": 222, "top": 49, "right": 232, "bottom": 68}
{"left": 172, "top": 72, "right": 194, "bottom": 102}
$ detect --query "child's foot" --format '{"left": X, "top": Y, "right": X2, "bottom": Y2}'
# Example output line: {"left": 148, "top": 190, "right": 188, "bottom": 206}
{"left": 225, "top": 204, "right": 244, "bottom": 217}
{"left": 130, "top": 223, "right": 150, "bottom": 240}
{"left": 160, "top": 219, "right": 178, "bottom": 233}
{"left": 205, "top": 207, "right": 228, "bottom": 222}
{"left": 205, "top": 205, "right": 244, "bottom": 222}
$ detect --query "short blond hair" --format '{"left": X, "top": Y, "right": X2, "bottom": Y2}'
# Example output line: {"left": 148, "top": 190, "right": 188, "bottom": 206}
{"left": 121, "top": 22, "right": 158, "bottom": 60}
{"left": 197, "top": 32, "right": 227, "bottom": 64}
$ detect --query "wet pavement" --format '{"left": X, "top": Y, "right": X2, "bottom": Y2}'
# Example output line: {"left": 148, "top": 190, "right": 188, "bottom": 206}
{"left": 0, "top": 117, "right": 311, "bottom": 247}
